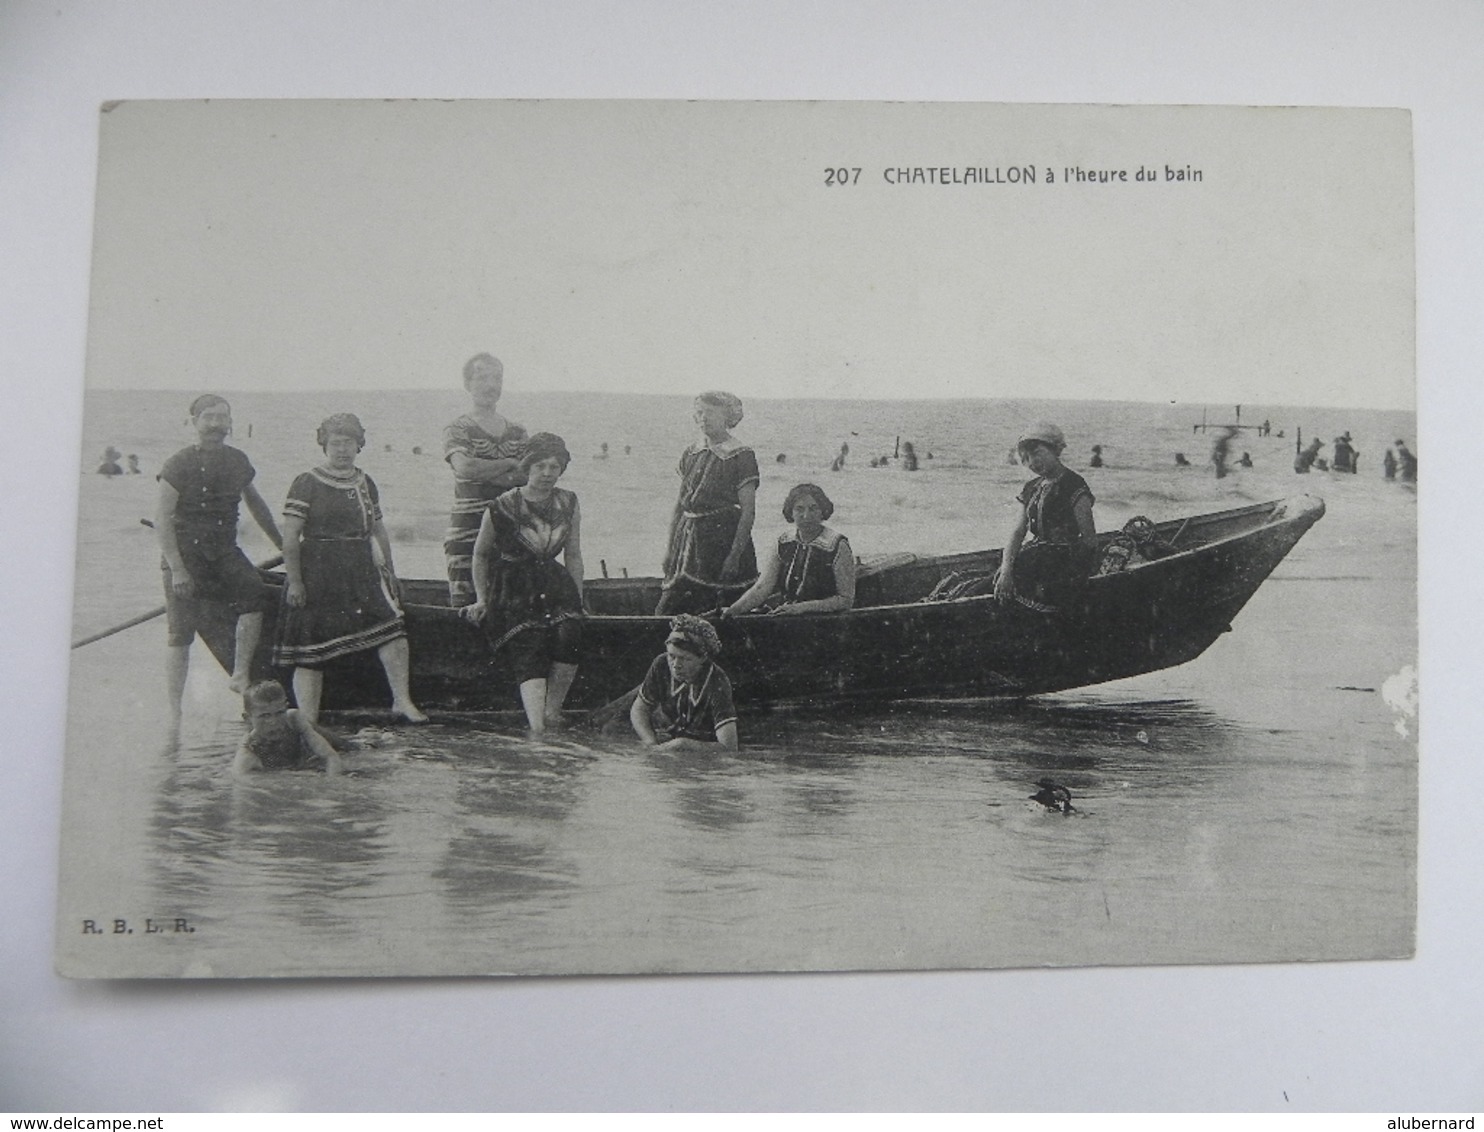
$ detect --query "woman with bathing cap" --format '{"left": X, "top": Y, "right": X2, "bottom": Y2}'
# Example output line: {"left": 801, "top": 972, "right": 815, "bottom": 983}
{"left": 993, "top": 422, "right": 1097, "bottom": 613}
{"left": 273, "top": 413, "right": 426, "bottom": 723}
{"left": 630, "top": 613, "right": 739, "bottom": 751}
{"left": 655, "top": 391, "right": 759, "bottom": 615}
{"left": 442, "top": 353, "right": 529, "bottom": 607}
{"left": 723, "top": 483, "right": 856, "bottom": 617}
{"left": 464, "top": 432, "right": 585, "bottom": 738}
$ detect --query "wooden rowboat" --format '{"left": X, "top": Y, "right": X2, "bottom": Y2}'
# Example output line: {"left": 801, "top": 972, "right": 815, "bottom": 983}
{"left": 200, "top": 494, "right": 1325, "bottom": 713}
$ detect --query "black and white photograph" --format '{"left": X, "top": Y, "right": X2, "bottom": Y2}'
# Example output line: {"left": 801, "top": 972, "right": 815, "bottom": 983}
{"left": 5, "top": 3, "right": 1481, "bottom": 1114}
{"left": 56, "top": 99, "right": 1416, "bottom": 979}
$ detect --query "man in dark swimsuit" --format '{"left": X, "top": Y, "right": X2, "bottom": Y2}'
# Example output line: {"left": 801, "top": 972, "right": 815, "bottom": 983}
{"left": 156, "top": 394, "right": 283, "bottom": 715}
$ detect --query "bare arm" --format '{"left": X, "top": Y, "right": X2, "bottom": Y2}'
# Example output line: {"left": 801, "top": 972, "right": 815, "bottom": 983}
{"left": 464, "top": 509, "right": 496, "bottom": 621}
{"left": 372, "top": 518, "right": 397, "bottom": 577}
{"left": 281, "top": 515, "right": 307, "bottom": 607}
{"left": 156, "top": 480, "right": 191, "bottom": 597}
{"left": 724, "top": 538, "right": 782, "bottom": 617}
{"left": 993, "top": 509, "right": 1030, "bottom": 601}
{"left": 563, "top": 498, "right": 585, "bottom": 605}
{"left": 231, "top": 736, "right": 263, "bottom": 775}
{"left": 661, "top": 496, "right": 685, "bottom": 574}
{"left": 370, "top": 517, "right": 404, "bottom": 602}
{"left": 448, "top": 451, "right": 525, "bottom": 486}
{"left": 721, "top": 481, "right": 757, "bottom": 580}
{"left": 242, "top": 482, "right": 284, "bottom": 550}
{"left": 769, "top": 539, "right": 857, "bottom": 616}
{"left": 294, "top": 711, "right": 345, "bottom": 775}
{"left": 657, "top": 720, "right": 738, "bottom": 753}
{"left": 630, "top": 693, "right": 659, "bottom": 746}
{"left": 1072, "top": 496, "right": 1096, "bottom": 547}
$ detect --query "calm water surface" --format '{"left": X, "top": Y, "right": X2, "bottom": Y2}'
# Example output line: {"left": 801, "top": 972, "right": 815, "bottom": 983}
{"left": 57, "top": 391, "right": 1417, "bottom": 976}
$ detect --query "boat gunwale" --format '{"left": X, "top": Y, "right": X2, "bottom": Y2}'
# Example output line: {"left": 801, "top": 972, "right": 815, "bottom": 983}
{"left": 385, "top": 493, "right": 1327, "bottom": 622}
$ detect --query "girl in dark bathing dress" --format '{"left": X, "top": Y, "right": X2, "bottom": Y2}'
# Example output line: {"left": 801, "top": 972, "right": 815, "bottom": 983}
{"left": 723, "top": 482, "right": 856, "bottom": 617}
{"left": 656, "top": 391, "right": 759, "bottom": 615}
{"left": 993, "top": 422, "right": 1097, "bottom": 613}
{"left": 273, "top": 413, "right": 426, "bottom": 723}
{"left": 464, "top": 432, "right": 585, "bottom": 738}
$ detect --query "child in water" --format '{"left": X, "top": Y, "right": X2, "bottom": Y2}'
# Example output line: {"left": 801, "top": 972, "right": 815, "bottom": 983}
{"left": 233, "top": 680, "right": 345, "bottom": 775}
{"left": 630, "top": 614, "right": 739, "bottom": 751}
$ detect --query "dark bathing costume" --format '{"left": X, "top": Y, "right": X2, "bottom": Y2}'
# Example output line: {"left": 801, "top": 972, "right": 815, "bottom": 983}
{"left": 479, "top": 486, "right": 584, "bottom": 683}
{"left": 657, "top": 439, "right": 760, "bottom": 614}
{"left": 272, "top": 466, "right": 407, "bottom": 669}
{"left": 636, "top": 654, "right": 738, "bottom": 743}
{"left": 1012, "top": 468, "right": 1095, "bottom": 612}
{"left": 245, "top": 723, "right": 326, "bottom": 771}
{"left": 158, "top": 443, "right": 271, "bottom": 646}
{"left": 771, "top": 526, "right": 850, "bottom": 605}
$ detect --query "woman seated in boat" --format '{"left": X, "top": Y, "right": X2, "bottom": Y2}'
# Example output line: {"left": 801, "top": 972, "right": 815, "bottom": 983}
{"left": 655, "top": 391, "right": 759, "bottom": 615}
{"left": 722, "top": 483, "right": 856, "bottom": 618}
{"left": 630, "top": 614, "right": 739, "bottom": 752}
{"left": 464, "top": 432, "right": 585, "bottom": 738}
{"left": 273, "top": 413, "right": 426, "bottom": 724}
{"left": 993, "top": 422, "right": 1097, "bottom": 613}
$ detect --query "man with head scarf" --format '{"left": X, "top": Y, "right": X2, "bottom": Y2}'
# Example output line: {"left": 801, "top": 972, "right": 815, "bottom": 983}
{"left": 156, "top": 394, "right": 284, "bottom": 713}
{"left": 630, "top": 613, "right": 739, "bottom": 751}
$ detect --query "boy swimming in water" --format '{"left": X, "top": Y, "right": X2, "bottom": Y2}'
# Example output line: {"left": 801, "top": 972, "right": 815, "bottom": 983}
{"left": 233, "top": 680, "right": 345, "bottom": 775}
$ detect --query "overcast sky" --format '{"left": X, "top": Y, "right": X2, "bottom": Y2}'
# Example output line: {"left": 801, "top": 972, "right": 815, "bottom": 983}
{"left": 86, "top": 99, "right": 1414, "bottom": 409}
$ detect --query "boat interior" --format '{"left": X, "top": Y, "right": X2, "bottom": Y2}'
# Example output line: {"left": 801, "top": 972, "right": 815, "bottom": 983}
{"left": 396, "top": 496, "right": 1319, "bottom": 617}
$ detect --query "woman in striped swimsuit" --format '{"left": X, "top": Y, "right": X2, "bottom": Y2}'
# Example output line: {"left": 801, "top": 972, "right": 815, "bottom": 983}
{"left": 442, "top": 353, "right": 529, "bottom": 607}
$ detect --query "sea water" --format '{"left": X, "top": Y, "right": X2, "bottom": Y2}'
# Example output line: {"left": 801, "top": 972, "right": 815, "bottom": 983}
{"left": 57, "top": 390, "right": 1417, "bottom": 975}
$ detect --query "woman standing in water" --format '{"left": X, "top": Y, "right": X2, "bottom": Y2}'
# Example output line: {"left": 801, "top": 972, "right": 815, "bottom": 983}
{"left": 993, "top": 422, "right": 1097, "bottom": 613}
{"left": 442, "top": 353, "right": 529, "bottom": 607}
{"left": 656, "top": 391, "right": 759, "bottom": 614}
{"left": 274, "top": 413, "right": 426, "bottom": 723}
{"left": 464, "top": 433, "right": 585, "bottom": 738}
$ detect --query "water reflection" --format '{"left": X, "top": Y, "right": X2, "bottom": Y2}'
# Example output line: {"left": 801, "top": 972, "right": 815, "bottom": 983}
{"left": 149, "top": 721, "right": 396, "bottom": 934}
{"left": 741, "top": 693, "right": 1253, "bottom": 807}
{"left": 120, "top": 684, "right": 1407, "bottom": 974}
{"left": 433, "top": 732, "right": 595, "bottom": 913}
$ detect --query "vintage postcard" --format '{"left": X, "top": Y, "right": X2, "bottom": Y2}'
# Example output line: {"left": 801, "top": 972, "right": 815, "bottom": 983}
{"left": 57, "top": 100, "right": 1416, "bottom": 978}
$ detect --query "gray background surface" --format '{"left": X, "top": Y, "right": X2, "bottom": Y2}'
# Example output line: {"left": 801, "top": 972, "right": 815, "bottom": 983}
{"left": 2, "top": 0, "right": 1478, "bottom": 1111}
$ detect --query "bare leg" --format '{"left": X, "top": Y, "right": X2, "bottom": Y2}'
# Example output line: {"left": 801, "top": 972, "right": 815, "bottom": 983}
{"left": 543, "top": 662, "right": 579, "bottom": 729}
{"left": 166, "top": 644, "right": 190, "bottom": 717}
{"left": 292, "top": 666, "right": 324, "bottom": 725}
{"left": 228, "top": 611, "right": 264, "bottom": 694}
{"left": 518, "top": 677, "right": 547, "bottom": 738}
{"left": 378, "top": 637, "right": 427, "bottom": 722}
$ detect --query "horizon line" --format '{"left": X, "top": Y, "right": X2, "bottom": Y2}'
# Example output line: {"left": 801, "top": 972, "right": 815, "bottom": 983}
{"left": 87, "top": 387, "right": 1417, "bottom": 413}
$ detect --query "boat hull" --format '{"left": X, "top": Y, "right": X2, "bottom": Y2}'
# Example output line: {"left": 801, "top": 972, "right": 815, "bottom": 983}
{"left": 201, "top": 495, "right": 1325, "bottom": 712}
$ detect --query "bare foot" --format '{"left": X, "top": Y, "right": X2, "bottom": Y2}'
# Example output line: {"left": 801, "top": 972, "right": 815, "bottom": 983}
{"left": 391, "top": 704, "right": 429, "bottom": 724}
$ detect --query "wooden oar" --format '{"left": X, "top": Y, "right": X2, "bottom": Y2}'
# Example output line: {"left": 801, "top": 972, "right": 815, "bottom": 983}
{"left": 71, "top": 551, "right": 285, "bottom": 649}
